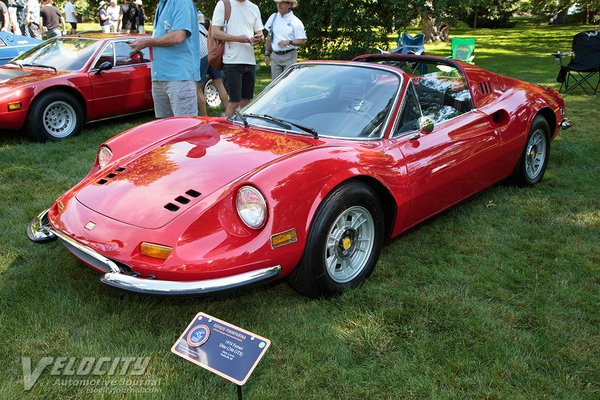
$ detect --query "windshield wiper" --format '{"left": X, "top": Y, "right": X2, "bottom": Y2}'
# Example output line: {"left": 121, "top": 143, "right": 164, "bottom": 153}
{"left": 244, "top": 113, "right": 319, "bottom": 139}
{"left": 8, "top": 61, "right": 23, "bottom": 69}
{"left": 234, "top": 109, "right": 249, "bottom": 128}
{"left": 20, "top": 63, "right": 57, "bottom": 72}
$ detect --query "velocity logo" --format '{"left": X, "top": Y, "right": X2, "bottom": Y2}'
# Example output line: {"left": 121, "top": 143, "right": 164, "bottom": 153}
{"left": 22, "top": 357, "right": 150, "bottom": 390}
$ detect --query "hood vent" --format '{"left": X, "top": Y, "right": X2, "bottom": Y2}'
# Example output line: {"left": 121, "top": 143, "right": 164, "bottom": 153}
{"left": 164, "top": 189, "right": 202, "bottom": 212}
{"left": 479, "top": 81, "right": 492, "bottom": 95}
{"left": 97, "top": 166, "right": 126, "bottom": 185}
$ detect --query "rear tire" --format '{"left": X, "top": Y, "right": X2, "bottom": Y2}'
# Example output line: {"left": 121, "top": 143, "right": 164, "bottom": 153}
{"left": 288, "top": 181, "right": 384, "bottom": 298}
{"left": 509, "top": 115, "right": 551, "bottom": 186}
{"left": 26, "top": 91, "right": 84, "bottom": 141}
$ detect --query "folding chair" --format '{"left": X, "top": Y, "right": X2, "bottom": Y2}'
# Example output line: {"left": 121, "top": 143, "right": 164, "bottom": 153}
{"left": 449, "top": 37, "right": 476, "bottom": 63}
{"left": 552, "top": 31, "right": 600, "bottom": 95}
{"left": 397, "top": 33, "right": 425, "bottom": 55}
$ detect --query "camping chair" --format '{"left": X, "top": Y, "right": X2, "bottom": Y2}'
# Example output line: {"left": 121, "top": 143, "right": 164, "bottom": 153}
{"left": 450, "top": 37, "right": 476, "bottom": 63}
{"left": 397, "top": 33, "right": 425, "bottom": 55}
{"left": 552, "top": 31, "right": 600, "bottom": 95}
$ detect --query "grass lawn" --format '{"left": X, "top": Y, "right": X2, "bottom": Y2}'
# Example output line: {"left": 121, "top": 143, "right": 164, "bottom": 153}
{"left": 1, "top": 21, "right": 599, "bottom": 399}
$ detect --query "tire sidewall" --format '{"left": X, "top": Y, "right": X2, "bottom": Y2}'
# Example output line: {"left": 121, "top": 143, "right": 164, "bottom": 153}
{"left": 300, "top": 182, "right": 384, "bottom": 296}
{"left": 26, "top": 91, "right": 84, "bottom": 141}
{"left": 514, "top": 115, "right": 551, "bottom": 186}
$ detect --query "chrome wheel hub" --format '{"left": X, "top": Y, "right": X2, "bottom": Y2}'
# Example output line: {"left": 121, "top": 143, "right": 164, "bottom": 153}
{"left": 43, "top": 101, "right": 76, "bottom": 138}
{"left": 525, "top": 129, "right": 546, "bottom": 180}
{"left": 325, "top": 206, "right": 374, "bottom": 284}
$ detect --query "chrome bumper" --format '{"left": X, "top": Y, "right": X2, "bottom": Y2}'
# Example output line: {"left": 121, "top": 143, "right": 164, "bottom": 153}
{"left": 27, "top": 209, "right": 282, "bottom": 296}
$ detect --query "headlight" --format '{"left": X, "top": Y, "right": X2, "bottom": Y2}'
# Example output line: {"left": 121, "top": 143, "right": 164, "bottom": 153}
{"left": 98, "top": 146, "right": 112, "bottom": 169}
{"left": 236, "top": 186, "right": 267, "bottom": 229}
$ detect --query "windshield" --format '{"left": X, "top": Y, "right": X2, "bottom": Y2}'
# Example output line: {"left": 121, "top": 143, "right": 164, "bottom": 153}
{"left": 243, "top": 64, "right": 401, "bottom": 139}
{"left": 12, "top": 38, "right": 102, "bottom": 71}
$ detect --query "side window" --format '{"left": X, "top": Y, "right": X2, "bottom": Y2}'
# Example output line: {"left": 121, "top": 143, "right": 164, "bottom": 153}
{"left": 394, "top": 81, "right": 422, "bottom": 136}
{"left": 115, "top": 42, "right": 150, "bottom": 66}
{"left": 414, "top": 64, "right": 473, "bottom": 125}
{"left": 93, "top": 43, "right": 114, "bottom": 69}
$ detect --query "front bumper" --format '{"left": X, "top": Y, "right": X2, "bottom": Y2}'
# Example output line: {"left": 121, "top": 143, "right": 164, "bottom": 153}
{"left": 27, "top": 209, "right": 282, "bottom": 296}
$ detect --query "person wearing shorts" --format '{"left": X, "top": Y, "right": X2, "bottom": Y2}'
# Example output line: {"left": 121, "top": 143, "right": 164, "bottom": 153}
{"left": 64, "top": 0, "right": 76, "bottom": 34}
{"left": 129, "top": 0, "right": 200, "bottom": 118}
{"left": 211, "top": 0, "right": 263, "bottom": 117}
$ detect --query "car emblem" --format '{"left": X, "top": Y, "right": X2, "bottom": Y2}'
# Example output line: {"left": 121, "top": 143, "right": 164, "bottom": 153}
{"left": 84, "top": 221, "right": 96, "bottom": 230}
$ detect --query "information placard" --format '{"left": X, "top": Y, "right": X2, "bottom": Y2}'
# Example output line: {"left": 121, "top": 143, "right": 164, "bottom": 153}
{"left": 171, "top": 312, "right": 271, "bottom": 386}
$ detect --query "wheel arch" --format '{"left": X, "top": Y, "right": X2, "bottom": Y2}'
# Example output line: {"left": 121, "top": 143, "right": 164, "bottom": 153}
{"left": 28, "top": 85, "right": 88, "bottom": 122}
{"left": 305, "top": 175, "right": 397, "bottom": 244}
{"left": 535, "top": 107, "right": 557, "bottom": 136}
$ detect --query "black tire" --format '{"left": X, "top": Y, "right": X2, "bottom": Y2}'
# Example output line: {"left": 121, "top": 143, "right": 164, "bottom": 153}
{"left": 509, "top": 114, "right": 551, "bottom": 186}
{"left": 26, "top": 91, "right": 84, "bottom": 141}
{"left": 288, "top": 181, "right": 384, "bottom": 298}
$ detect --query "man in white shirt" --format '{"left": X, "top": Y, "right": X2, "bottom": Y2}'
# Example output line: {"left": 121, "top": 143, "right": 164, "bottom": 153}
{"left": 106, "top": 0, "right": 120, "bottom": 33}
{"left": 211, "top": 0, "right": 264, "bottom": 117}
{"left": 64, "top": 0, "right": 76, "bottom": 34}
{"left": 264, "top": 0, "right": 306, "bottom": 79}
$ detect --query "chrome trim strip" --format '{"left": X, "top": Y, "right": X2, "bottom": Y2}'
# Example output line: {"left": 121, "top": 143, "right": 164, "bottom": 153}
{"left": 27, "top": 209, "right": 56, "bottom": 242}
{"left": 28, "top": 209, "right": 282, "bottom": 296}
{"left": 48, "top": 227, "right": 121, "bottom": 274}
{"left": 100, "top": 266, "right": 282, "bottom": 296}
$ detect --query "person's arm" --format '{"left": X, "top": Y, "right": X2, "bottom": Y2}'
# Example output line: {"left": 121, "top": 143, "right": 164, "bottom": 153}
{"left": 60, "top": 15, "right": 66, "bottom": 33}
{"left": 1, "top": 8, "right": 8, "bottom": 31}
{"left": 278, "top": 38, "right": 306, "bottom": 48}
{"left": 117, "top": 7, "right": 122, "bottom": 31}
{"left": 129, "top": 29, "right": 187, "bottom": 51}
{"left": 211, "top": 25, "right": 255, "bottom": 44}
{"left": 263, "top": 36, "right": 272, "bottom": 65}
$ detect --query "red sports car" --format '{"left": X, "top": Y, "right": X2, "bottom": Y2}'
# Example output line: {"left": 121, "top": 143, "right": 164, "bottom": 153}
{"left": 0, "top": 34, "right": 152, "bottom": 141}
{"left": 28, "top": 54, "right": 569, "bottom": 297}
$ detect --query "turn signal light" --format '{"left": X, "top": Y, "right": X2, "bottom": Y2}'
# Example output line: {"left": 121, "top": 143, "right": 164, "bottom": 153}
{"left": 8, "top": 102, "right": 22, "bottom": 111}
{"left": 271, "top": 229, "right": 298, "bottom": 248}
{"left": 140, "top": 242, "right": 173, "bottom": 260}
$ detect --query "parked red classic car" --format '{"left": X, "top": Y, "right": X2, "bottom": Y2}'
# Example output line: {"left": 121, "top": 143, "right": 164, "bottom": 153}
{"left": 28, "top": 54, "right": 569, "bottom": 297}
{"left": 0, "top": 34, "right": 152, "bottom": 141}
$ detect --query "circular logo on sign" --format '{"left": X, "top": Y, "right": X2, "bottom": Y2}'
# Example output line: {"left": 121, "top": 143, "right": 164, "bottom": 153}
{"left": 186, "top": 324, "right": 210, "bottom": 347}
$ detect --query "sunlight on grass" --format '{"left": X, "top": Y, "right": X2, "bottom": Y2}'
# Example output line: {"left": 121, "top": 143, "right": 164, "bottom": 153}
{"left": 0, "top": 19, "right": 598, "bottom": 400}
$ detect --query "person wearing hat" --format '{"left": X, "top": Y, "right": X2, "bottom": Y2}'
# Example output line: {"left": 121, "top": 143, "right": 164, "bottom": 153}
{"left": 263, "top": 0, "right": 306, "bottom": 79}
{"left": 134, "top": 0, "right": 144, "bottom": 34}
{"left": 98, "top": 1, "right": 110, "bottom": 33}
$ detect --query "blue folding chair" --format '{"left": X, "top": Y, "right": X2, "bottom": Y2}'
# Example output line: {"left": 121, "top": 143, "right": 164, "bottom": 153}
{"left": 397, "top": 33, "right": 425, "bottom": 55}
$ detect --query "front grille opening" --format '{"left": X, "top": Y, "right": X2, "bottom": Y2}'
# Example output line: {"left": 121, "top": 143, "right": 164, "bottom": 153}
{"left": 98, "top": 179, "right": 108, "bottom": 185}
{"left": 186, "top": 189, "right": 201, "bottom": 198}
{"left": 175, "top": 196, "right": 190, "bottom": 204}
{"left": 164, "top": 203, "right": 180, "bottom": 212}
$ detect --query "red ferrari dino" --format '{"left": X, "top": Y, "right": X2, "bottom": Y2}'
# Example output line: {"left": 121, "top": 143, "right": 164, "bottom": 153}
{"left": 28, "top": 54, "right": 569, "bottom": 297}
{"left": 0, "top": 34, "right": 152, "bottom": 141}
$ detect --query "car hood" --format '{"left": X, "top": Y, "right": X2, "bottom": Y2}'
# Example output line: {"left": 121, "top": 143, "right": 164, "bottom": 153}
{"left": 0, "top": 67, "right": 62, "bottom": 90}
{"left": 75, "top": 120, "right": 314, "bottom": 229}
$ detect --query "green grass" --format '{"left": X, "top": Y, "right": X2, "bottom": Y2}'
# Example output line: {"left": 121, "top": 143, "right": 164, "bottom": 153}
{"left": 1, "top": 21, "right": 599, "bottom": 399}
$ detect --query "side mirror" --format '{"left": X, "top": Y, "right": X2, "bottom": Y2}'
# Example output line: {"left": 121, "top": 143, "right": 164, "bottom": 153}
{"left": 95, "top": 61, "right": 113, "bottom": 75}
{"left": 418, "top": 117, "right": 434, "bottom": 134}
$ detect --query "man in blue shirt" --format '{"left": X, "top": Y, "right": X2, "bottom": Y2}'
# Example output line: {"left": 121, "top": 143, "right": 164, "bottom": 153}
{"left": 129, "top": 0, "right": 200, "bottom": 118}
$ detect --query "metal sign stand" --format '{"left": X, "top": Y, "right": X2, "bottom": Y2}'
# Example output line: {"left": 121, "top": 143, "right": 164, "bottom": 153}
{"left": 237, "top": 384, "right": 243, "bottom": 400}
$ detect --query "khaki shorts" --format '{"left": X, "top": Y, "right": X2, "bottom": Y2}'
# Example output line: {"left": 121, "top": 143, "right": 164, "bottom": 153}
{"left": 152, "top": 80, "right": 198, "bottom": 118}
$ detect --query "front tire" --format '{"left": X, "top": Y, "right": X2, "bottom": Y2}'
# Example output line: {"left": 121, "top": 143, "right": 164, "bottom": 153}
{"left": 26, "top": 91, "right": 84, "bottom": 141}
{"left": 288, "top": 181, "right": 384, "bottom": 298}
{"left": 510, "top": 115, "right": 551, "bottom": 186}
